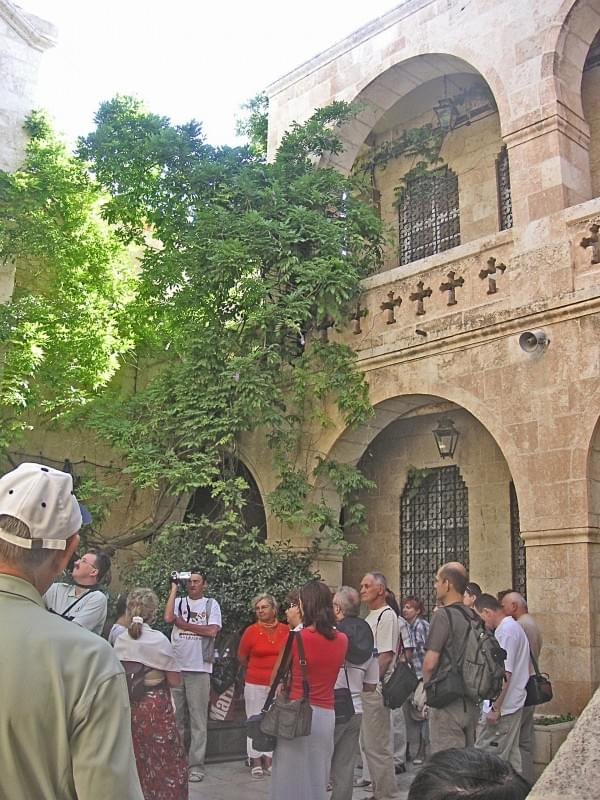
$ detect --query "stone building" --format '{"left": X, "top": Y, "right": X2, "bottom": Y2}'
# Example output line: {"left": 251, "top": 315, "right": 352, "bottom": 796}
{"left": 0, "top": 0, "right": 55, "bottom": 301}
{"left": 3, "top": 0, "right": 600, "bottom": 715}
{"left": 254, "top": 0, "right": 600, "bottom": 714}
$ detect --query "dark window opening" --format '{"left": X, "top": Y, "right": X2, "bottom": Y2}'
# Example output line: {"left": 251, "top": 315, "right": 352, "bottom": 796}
{"left": 496, "top": 145, "right": 513, "bottom": 231}
{"left": 185, "top": 462, "right": 267, "bottom": 540}
{"left": 399, "top": 166, "right": 460, "bottom": 266}
{"left": 510, "top": 481, "right": 526, "bottom": 597}
{"left": 400, "top": 465, "right": 469, "bottom": 617}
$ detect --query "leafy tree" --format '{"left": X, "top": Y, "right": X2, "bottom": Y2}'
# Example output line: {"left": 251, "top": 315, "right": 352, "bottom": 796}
{"left": 235, "top": 92, "right": 269, "bottom": 157}
{"left": 78, "top": 96, "right": 382, "bottom": 550}
{"left": 0, "top": 111, "right": 136, "bottom": 449}
{"left": 126, "top": 518, "right": 317, "bottom": 636}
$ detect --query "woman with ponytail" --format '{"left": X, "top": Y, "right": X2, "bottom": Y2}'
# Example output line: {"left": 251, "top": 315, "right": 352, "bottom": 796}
{"left": 114, "top": 588, "right": 187, "bottom": 800}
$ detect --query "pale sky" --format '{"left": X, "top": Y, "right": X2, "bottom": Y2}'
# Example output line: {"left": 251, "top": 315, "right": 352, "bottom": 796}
{"left": 20, "top": 1, "right": 399, "bottom": 146}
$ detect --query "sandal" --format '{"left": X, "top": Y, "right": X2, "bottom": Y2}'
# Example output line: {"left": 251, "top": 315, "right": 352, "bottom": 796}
{"left": 251, "top": 766, "right": 264, "bottom": 779}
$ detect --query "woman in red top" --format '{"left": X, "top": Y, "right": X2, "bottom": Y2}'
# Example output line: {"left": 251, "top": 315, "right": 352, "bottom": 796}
{"left": 238, "top": 593, "right": 289, "bottom": 778}
{"left": 270, "top": 580, "right": 348, "bottom": 800}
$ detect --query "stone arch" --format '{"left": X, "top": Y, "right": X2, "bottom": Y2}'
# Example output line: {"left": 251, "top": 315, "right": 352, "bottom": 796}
{"left": 543, "top": 0, "right": 600, "bottom": 122}
{"left": 322, "top": 390, "right": 518, "bottom": 599}
{"left": 321, "top": 51, "right": 510, "bottom": 174}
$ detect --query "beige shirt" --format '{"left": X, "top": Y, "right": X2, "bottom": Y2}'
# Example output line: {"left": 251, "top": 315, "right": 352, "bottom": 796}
{"left": 0, "top": 574, "right": 144, "bottom": 800}
{"left": 518, "top": 612, "right": 543, "bottom": 664}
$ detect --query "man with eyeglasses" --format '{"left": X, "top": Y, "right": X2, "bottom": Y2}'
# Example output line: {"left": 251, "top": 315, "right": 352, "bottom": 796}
{"left": 44, "top": 548, "right": 111, "bottom": 634}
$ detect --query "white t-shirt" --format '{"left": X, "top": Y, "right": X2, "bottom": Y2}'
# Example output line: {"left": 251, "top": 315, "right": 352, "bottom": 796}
{"left": 494, "top": 615, "right": 530, "bottom": 716}
{"left": 365, "top": 605, "right": 399, "bottom": 682}
{"left": 335, "top": 656, "right": 379, "bottom": 714}
{"left": 171, "top": 595, "right": 222, "bottom": 673}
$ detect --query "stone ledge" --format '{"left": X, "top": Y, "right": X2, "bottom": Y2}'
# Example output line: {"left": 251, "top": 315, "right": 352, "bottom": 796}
{"left": 528, "top": 689, "right": 600, "bottom": 799}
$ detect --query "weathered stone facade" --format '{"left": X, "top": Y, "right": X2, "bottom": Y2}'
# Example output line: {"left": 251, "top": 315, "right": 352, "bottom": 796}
{"left": 0, "top": 0, "right": 55, "bottom": 301}
{"left": 258, "top": 0, "right": 600, "bottom": 714}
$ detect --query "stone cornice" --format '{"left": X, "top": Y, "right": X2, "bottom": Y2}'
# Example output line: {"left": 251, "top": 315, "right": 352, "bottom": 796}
{"left": 265, "top": 0, "right": 437, "bottom": 98}
{"left": 504, "top": 107, "right": 590, "bottom": 151}
{"left": 521, "top": 528, "right": 600, "bottom": 547}
{"left": 0, "top": 0, "right": 57, "bottom": 51}
{"left": 356, "top": 291, "right": 600, "bottom": 372}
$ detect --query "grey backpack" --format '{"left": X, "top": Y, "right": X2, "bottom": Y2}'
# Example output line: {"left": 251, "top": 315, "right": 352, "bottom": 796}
{"left": 446, "top": 605, "right": 507, "bottom": 703}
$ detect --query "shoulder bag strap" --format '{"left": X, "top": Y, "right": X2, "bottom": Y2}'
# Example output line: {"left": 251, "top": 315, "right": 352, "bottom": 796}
{"left": 60, "top": 587, "right": 100, "bottom": 618}
{"left": 260, "top": 630, "right": 295, "bottom": 713}
{"left": 295, "top": 629, "right": 310, "bottom": 700}
{"left": 529, "top": 648, "right": 542, "bottom": 676}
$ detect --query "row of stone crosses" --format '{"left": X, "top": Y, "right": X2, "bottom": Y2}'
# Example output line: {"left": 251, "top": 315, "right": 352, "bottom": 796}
{"left": 348, "top": 255, "right": 507, "bottom": 335}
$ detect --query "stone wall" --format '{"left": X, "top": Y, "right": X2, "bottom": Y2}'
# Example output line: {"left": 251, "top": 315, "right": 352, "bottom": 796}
{"left": 0, "top": 1, "right": 55, "bottom": 302}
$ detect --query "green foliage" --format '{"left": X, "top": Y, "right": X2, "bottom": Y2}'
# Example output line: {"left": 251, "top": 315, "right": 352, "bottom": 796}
{"left": 235, "top": 93, "right": 269, "bottom": 157}
{"left": 126, "top": 520, "right": 317, "bottom": 635}
{"left": 534, "top": 714, "right": 576, "bottom": 726}
{"left": 0, "top": 111, "right": 136, "bottom": 448}
{"left": 77, "top": 96, "right": 383, "bottom": 548}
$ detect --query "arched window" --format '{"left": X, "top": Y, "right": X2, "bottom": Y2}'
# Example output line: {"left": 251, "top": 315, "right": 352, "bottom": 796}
{"left": 496, "top": 146, "right": 513, "bottom": 231}
{"left": 399, "top": 166, "right": 460, "bottom": 266}
{"left": 400, "top": 465, "right": 469, "bottom": 617}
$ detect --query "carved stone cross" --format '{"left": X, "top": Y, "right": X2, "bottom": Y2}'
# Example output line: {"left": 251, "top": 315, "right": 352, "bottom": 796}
{"left": 479, "top": 257, "right": 506, "bottom": 294}
{"left": 380, "top": 290, "right": 402, "bottom": 324}
{"left": 439, "top": 271, "right": 464, "bottom": 306}
{"left": 350, "top": 300, "right": 368, "bottom": 334}
{"left": 409, "top": 281, "right": 432, "bottom": 315}
{"left": 580, "top": 223, "right": 600, "bottom": 264}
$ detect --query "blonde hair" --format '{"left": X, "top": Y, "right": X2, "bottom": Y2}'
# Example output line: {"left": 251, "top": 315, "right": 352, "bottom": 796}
{"left": 126, "top": 587, "right": 158, "bottom": 640}
{"left": 251, "top": 593, "right": 278, "bottom": 615}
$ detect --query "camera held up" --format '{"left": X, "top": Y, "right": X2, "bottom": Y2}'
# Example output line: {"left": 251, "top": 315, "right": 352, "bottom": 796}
{"left": 171, "top": 571, "right": 192, "bottom": 584}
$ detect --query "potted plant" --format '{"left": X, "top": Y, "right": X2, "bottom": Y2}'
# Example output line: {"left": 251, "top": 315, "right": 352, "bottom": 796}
{"left": 533, "top": 713, "right": 576, "bottom": 780}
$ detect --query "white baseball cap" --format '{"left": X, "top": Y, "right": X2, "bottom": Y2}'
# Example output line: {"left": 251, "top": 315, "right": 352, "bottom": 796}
{"left": 0, "top": 462, "right": 90, "bottom": 550}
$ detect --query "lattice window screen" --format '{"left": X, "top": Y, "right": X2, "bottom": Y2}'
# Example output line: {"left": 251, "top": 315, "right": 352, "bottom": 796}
{"left": 399, "top": 167, "right": 460, "bottom": 266}
{"left": 400, "top": 465, "right": 469, "bottom": 617}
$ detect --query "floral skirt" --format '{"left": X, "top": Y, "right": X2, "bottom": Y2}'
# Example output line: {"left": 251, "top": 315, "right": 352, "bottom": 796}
{"left": 131, "top": 686, "right": 188, "bottom": 800}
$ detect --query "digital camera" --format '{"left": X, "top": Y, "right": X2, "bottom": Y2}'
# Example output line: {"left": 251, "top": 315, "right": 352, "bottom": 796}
{"left": 171, "top": 571, "right": 192, "bottom": 582}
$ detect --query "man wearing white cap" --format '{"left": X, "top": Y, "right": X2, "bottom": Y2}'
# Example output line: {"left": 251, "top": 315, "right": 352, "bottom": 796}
{"left": 0, "top": 462, "right": 143, "bottom": 800}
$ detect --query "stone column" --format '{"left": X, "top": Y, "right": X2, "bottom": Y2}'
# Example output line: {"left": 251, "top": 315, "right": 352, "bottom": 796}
{"left": 522, "top": 529, "right": 600, "bottom": 714}
{"left": 505, "top": 111, "right": 592, "bottom": 236}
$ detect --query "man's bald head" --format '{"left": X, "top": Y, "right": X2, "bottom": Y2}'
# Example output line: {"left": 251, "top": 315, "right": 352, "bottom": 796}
{"left": 438, "top": 562, "right": 468, "bottom": 595}
{"left": 501, "top": 591, "right": 527, "bottom": 620}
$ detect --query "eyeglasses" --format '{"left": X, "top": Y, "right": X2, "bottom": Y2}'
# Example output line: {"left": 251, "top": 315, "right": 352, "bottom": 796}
{"left": 287, "top": 602, "right": 298, "bottom": 609}
{"left": 78, "top": 556, "right": 97, "bottom": 568}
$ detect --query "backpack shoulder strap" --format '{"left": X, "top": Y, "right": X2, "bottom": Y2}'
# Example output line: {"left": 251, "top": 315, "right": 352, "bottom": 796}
{"left": 205, "top": 597, "right": 213, "bottom": 624}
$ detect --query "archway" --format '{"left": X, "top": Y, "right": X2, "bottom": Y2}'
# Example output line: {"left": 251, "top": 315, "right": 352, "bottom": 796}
{"left": 328, "top": 395, "right": 522, "bottom": 611}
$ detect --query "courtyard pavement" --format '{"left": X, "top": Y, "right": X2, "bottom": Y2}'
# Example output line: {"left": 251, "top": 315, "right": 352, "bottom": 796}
{"left": 189, "top": 758, "right": 417, "bottom": 800}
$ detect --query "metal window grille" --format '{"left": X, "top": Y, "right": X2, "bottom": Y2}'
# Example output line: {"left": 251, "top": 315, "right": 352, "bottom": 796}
{"left": 496, "top": 146, "right": 513, "bottom": 231}
{"left": 399, "top": 167, "right": 461, "bottom": 266}
{"left": 510, "top": 481, "right": 526, "bottom": 597}
{"left": 400, "top": 465, "right": 469, "bottom": 617}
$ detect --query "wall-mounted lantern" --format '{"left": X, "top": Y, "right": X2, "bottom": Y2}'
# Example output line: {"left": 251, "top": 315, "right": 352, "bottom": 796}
{"left": 433, "top": 417, "right": 460, "bottom": 459}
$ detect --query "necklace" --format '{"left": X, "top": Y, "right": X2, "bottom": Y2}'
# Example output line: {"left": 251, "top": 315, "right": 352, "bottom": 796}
{"left": 258, "top": 620, "right": 279, "bottom": 643}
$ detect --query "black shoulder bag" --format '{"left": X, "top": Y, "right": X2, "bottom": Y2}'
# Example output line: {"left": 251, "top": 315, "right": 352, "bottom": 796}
{"left": 524, "top": 650, "right": 553, "bottom": 707}
{"left": 246, "top": 630, "right": 294, "bottom": 752}
{"left": 381, "top": 622, "right": 419, "bottom": 710}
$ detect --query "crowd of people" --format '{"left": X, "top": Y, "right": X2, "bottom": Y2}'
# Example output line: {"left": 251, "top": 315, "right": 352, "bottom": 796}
{"left": 0, "top": 461, "right": 539, "bottom": 800}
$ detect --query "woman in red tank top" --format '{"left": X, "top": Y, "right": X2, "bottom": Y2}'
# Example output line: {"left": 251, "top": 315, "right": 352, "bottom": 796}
{"left": 270, "top": 581, "right": 348, "bottom": 800}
